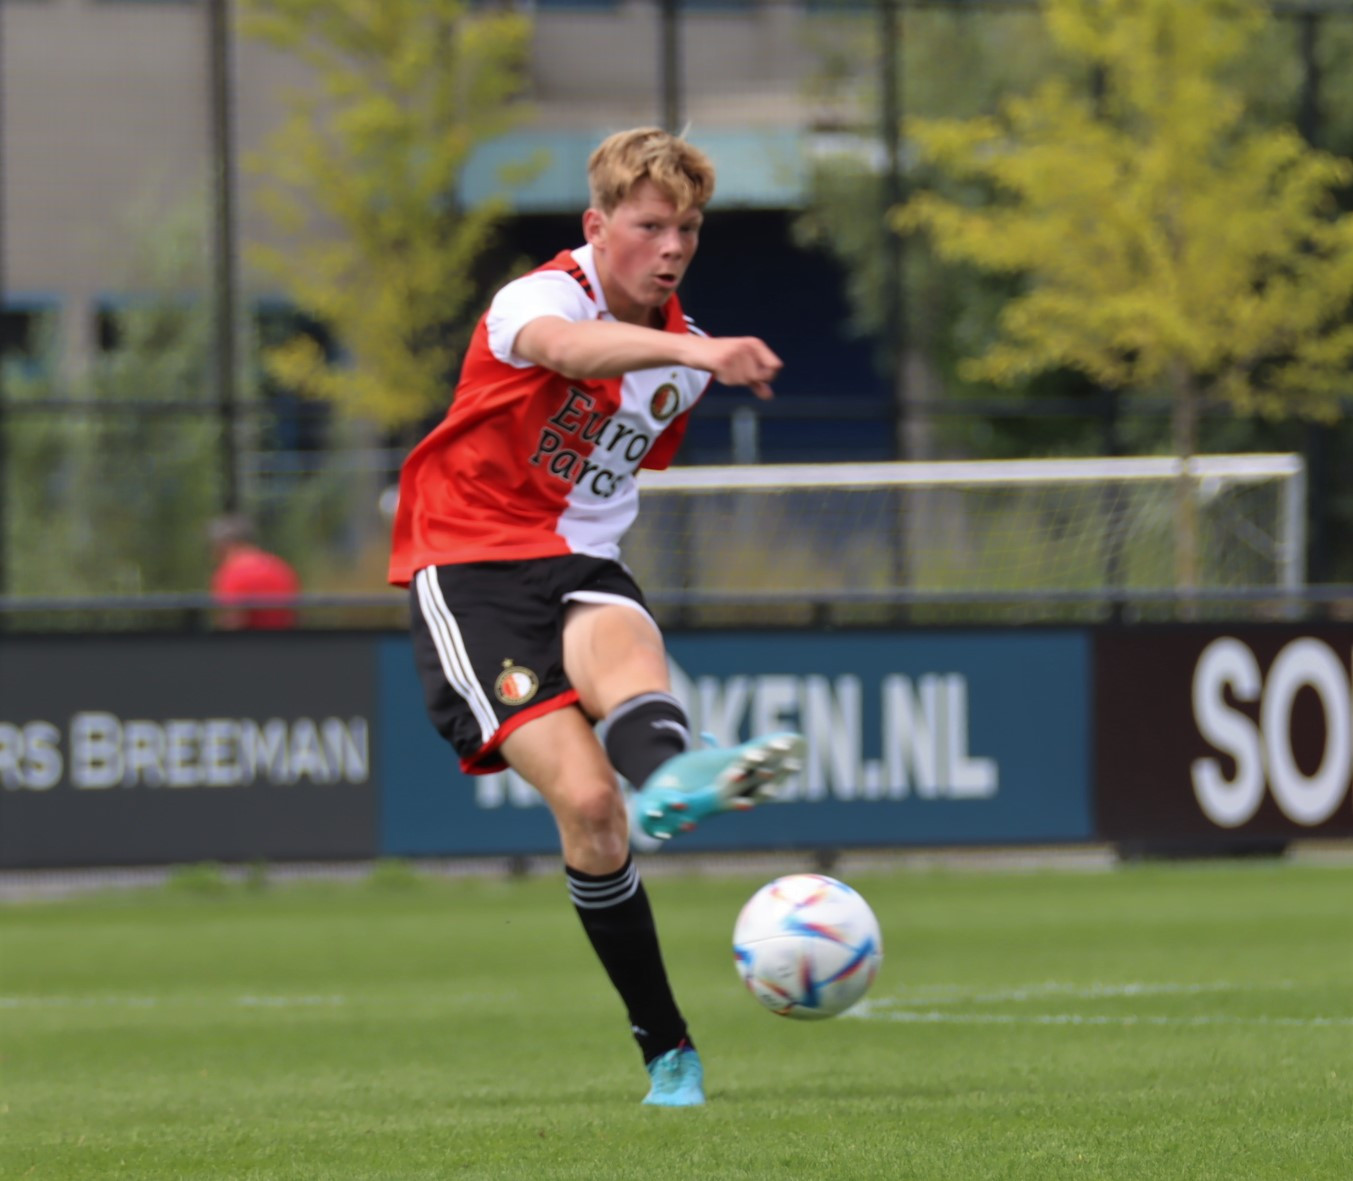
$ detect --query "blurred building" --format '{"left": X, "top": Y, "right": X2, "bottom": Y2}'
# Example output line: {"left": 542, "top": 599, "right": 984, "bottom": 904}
{"left": 2, "top": 0, "right": 892, "bottom": 461}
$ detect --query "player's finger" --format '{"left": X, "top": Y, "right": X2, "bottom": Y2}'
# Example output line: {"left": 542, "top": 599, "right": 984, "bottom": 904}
{"left": 748, "top": 380, "right": 774, "bottom": 401}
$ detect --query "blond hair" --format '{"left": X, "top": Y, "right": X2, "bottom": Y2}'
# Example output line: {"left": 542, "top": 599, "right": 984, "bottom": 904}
{"left": 587, "top": 127, "right": 715, "bottom": 215}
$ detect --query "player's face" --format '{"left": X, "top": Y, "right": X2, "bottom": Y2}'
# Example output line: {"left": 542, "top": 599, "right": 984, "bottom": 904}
{"left": 585, "top": 180, "right": 703, "bottom": 326}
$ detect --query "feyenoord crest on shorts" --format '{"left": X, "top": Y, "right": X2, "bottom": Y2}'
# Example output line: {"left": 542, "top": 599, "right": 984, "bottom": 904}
{"left": 495, "top": 662, "right": 540, "bottom": 706}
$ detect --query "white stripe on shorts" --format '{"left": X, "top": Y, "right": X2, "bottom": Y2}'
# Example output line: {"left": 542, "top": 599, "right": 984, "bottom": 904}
{"left": 414, "top": 567, "right": 500, "bottom": 744}
{"left": 562, "top": 589, "right": 657, "bottom": 628}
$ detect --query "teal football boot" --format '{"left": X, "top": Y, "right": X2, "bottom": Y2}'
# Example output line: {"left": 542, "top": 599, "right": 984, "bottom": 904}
{"left": 642, "top": 1044, "right": 705, "bottom": 1107}
{"left": 635, "top": 732, "right": 805, "bottom": 841}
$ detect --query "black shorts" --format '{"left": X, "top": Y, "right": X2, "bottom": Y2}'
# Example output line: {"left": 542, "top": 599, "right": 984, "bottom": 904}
{"left": 409, "top": 555, "right": 653, "bottom": 774}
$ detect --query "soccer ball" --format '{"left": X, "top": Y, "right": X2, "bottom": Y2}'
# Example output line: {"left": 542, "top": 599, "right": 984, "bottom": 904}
{"left": 732, "top": 873, "right": 883, "bottom": 1020}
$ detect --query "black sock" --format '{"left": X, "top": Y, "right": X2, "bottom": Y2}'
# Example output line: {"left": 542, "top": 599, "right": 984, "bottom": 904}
{"left": 603, "top": 692, "right": 690, "bottom": 788}
{"left": 566, "top": 857, "right": 692, "bottom": 1064}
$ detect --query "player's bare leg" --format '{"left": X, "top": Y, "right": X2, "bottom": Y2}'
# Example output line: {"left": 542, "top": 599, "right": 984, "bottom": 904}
{"left": 503, "top": 707, "right": 703, "bottom": 1104}
{"left": 503, "top": 707, "right": 628, "bottom": 872}
{"left": 562, "top": 599, "right": 671, "bottom": 719}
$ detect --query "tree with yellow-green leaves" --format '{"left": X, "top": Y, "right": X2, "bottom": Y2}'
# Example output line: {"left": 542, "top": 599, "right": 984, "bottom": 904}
{"left": 241, "top": 0, "right": 537, "bottom": 431}
{"left": 896, "top": 0, "right": 1353, "bottom": 589}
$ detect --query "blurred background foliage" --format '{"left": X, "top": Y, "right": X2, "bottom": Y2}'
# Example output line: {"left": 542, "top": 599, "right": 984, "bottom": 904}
{"left": 3, "top": 0, "right": 1353, "bottom": 609}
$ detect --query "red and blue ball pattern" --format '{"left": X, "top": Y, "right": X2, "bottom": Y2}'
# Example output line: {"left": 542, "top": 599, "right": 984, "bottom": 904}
{"left": 732, "top": 873, "right": 883, "bottom": 1020}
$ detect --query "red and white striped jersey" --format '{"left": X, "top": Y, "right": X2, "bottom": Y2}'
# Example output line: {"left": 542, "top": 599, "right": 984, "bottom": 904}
{"left": 388, "top": 244, "right": 712, "bottom": 585}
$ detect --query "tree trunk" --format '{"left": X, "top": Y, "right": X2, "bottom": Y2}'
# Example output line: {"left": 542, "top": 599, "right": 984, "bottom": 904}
{"left": 1169, "top": 363, "right": 1200, "bottom": 613}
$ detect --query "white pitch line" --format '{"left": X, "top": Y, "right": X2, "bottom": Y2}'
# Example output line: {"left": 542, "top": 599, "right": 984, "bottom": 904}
{"left": 849, "top": 1009, "right": 1353, "bottom": 1028}
{"left": 842, "top": 980, "right": 1349, "bottom": 1028}
{"left": 864, "top": 980, "right": 1300, "bottom": 1007}
{"left": 0, "top": 995, "right": 346, "bottom": 1009}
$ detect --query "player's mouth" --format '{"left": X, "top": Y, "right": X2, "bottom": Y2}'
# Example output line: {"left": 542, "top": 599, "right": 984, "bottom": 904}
{"left": 652, "top": 271, "right": 680, "bottom": 290}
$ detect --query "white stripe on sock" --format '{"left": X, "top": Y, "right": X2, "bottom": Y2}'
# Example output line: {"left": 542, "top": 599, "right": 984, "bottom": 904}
{"left": 598, "top": 692, "right": 691, "bottom": 750}
{"left": 568, "top": 863, "right": 641, "bottom": 909}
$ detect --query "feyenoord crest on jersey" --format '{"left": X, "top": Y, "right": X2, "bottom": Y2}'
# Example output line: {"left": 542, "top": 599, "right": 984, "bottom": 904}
{"left": 650, "top": 382, "right": 682, "bottom": 422}
{"left": 495, "top": 662, "right": 540, "bottom": 705}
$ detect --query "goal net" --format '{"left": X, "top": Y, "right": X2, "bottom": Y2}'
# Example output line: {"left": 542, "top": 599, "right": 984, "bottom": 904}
{"left": 625, "top": 454, "right": 1306, "bottom": 624}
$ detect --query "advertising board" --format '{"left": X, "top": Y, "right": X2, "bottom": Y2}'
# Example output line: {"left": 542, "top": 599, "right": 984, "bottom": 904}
{"left": 379, "top": 629, "right": 1093, "bottom": 856}
{"left": 0, "top": 635, "right": 378, "bottom": 868}
{"left": 1095, "top": 627, "right": 1353, "bottom": 847}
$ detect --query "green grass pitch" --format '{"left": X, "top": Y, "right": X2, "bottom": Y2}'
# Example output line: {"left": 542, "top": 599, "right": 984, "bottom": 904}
{"left": 2, "top": 857, "right": 1349, "bottom": 1180}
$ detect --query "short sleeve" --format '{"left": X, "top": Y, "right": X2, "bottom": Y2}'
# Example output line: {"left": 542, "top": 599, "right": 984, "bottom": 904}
{"left": 486, "top": 270, "right": 597, "bottom": 368}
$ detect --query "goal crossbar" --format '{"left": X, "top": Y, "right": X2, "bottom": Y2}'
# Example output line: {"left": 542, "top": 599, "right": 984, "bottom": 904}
{"left": 639, "top": 454, "right": 1305, "bottom": 491}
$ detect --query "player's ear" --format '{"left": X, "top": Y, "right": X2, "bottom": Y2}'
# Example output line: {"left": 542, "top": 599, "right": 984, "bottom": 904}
{"left": 583, "top": 207, "right": 606, "bottom": 247}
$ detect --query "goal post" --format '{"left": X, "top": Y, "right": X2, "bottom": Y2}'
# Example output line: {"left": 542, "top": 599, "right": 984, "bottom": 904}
{"left": 627, "top": 454, "right": 1307, "bottom": 622}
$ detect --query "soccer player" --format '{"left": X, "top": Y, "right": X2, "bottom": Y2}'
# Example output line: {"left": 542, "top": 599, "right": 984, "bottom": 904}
{"left": 388, "top": 127, "right": 805, "bottom": 1107}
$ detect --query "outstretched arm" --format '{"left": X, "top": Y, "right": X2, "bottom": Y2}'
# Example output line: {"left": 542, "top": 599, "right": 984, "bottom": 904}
{"left": 514, "top": 316, "right": 782, "bottom": 399}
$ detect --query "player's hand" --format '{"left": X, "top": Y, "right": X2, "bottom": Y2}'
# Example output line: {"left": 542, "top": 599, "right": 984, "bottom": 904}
{"left": 692, "top": 337, "right": 782, "bottom": 400}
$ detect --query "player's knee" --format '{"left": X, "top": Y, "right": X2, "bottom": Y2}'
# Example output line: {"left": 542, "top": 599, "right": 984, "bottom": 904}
{"left": 566, "top": 782, "right": 627, "bottom": 836}
{"left": 558, "top": 785, "right": 629, "bottom": 869}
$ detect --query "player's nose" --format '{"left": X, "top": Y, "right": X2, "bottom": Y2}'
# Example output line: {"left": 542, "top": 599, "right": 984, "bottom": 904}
{"left": 658, "top": 226, "right": 687, "bottom": 256}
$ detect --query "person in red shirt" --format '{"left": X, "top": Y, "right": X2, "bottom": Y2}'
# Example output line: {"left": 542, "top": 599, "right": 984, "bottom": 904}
{"left": 389, "top": 128, "right": 804, "bottom": 1107}
{"left": 209, "top": 514, "right": 300, "bottom": 630}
